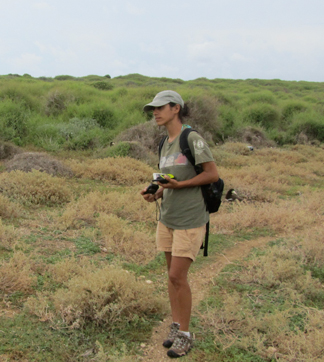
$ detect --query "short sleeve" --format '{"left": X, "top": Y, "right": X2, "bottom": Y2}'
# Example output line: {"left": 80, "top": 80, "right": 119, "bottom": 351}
{"left": 188, "top": 132, "right": 214, "bottom": 165}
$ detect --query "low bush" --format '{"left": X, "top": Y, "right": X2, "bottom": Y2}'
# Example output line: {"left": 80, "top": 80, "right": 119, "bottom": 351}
{"left": 242, "top": 103, "right": 280, "bottom": 129}
{"left": 0, "top": 194, "right": 22, "bottom": 218}
{"left": 0, "top": 98, "right": 30, "bottom": 142}
{"left": 213, "top": 191, "right": 323, "bottom": 235}
{"left": 66, "top": 157, "right": 154, "bottom": 185}
{"left": 92, "top": 107, "right": 116, "bottom": 128}
{"left": 59, "top": 189, "right": 156, "bottom": 230}
{"left": 0, "top": 251, "right": 37, "bottom": 294}
{"left": 199, "top": 233, "right": 324, "bottom": 361}
{"left": 281, "top": 101, "right": 308, "bottom": 121}
{"left": 0, "top": 169, "right": 71, "bottom": 206}
{"left": 289, "top": 112, "right": 324, "bottom": 143}
{"left": 44, "top": 90, "right": 73, "bottom": 116}
{"left": 247, "top": 91, "right": 277, "bottom": 105}
{"left": 98, "top": 213, "right": 156, "bottom": 264}
{"left": 92, "top": 81, "right": 114, "bottom": 91}
{"left": 0, "top": 219, "right": 18, "bottom": 250}
{"left": 25, "top": 265, "right": 167, "bottom": 330}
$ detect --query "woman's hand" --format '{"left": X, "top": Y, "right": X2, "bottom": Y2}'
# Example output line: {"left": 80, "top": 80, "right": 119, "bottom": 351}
{"left": 140, "top": 186, "right": 164, "bottom": 202}
{"left": 157, "top": 176, "right": 180, "bottom": 189}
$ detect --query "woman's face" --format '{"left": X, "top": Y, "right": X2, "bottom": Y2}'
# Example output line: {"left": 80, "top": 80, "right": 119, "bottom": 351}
{"left": 152, "top": 104, "right": 180, "bottom": 127}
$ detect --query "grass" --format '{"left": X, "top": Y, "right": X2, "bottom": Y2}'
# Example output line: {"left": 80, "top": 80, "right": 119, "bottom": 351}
{"left": 0, "top": 99, "right": 324, "bottom": 360}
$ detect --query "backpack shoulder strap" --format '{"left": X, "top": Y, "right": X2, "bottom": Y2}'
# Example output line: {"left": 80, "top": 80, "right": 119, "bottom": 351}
{"left": 158, "top": 135, "right": 168, "bottom": 167}
{"left": 179, "top": 128, "right": 197, "bottom": 167}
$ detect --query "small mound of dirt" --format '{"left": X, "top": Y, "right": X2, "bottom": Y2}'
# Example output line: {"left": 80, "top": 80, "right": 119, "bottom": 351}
{"left": 115, "top": 119, "right": 166, "bottom": 153}
{"left": 5, "top": 152, "right": 73, "bottom": 177}
{"left": 126, "top": 141, "right": 157, "bottom": 165}
{"left": 0, "top": 142, "right": 22, "bottom": 160}
{"left": 237, "top": 127, "right": 275, "bottom": 148}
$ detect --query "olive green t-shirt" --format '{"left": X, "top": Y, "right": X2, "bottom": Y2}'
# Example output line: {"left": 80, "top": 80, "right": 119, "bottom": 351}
{"left": 159, "top": 129, "right": 214, "bottom": 230}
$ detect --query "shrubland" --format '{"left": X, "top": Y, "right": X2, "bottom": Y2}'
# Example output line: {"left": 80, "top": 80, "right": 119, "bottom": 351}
{"left": 1, "top": 74, "right": 324, "bottom": 154}
{"left": 0, "top": 73, "right": 324, "bottom": 361}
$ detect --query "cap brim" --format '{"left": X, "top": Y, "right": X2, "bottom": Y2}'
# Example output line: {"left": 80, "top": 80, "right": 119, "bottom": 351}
{"left": 143, "top": 100, "right": 169, "bottom": 112}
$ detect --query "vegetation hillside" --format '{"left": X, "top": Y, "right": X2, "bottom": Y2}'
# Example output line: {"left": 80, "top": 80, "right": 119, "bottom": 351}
{"left": 1, "top": 73, "right": 324, "bottom": 156}
{"left": 0, "top": 73, "right": 324, "bottom": 361}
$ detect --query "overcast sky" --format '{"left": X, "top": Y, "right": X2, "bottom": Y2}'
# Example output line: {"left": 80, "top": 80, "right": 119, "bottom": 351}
{"left": 1, "top": 0, "right": 323, "bottom": 82}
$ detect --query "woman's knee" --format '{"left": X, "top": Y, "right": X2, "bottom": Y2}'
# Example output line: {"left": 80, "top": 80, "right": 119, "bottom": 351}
{"left": 168, "top": 272, "right": 187, "bottom": 288}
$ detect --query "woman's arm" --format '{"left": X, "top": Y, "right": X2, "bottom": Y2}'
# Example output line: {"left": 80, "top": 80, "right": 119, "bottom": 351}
{"left": 160, "top": 161, "right": 219, "bottom": 190}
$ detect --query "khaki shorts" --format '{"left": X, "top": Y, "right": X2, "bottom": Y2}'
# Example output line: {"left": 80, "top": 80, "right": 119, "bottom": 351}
{"left": 156, "top": 221, "right": 206, "bottom": 261}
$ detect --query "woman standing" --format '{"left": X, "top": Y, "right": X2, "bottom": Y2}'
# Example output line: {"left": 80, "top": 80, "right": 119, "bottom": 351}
{"left": 141, "top": 90, "right": 219, "bottom": 358}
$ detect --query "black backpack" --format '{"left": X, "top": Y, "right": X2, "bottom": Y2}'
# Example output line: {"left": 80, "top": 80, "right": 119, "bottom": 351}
{"left": 159, "top": 128, "right": 224, "bottom": 256}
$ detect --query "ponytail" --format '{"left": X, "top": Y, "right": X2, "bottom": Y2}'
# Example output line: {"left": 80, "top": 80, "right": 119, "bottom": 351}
{"left": 169, "top": 102, "right": 190, "bottom": 123}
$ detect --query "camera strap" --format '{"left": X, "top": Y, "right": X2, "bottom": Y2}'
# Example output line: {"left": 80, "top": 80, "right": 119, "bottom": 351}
{"left": 155, "top": 199, "right": 161, "bottom": 221}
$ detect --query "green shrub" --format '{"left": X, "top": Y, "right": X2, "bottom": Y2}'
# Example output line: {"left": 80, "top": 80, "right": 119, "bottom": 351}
{"left": 44, "top": 90, "right": 68, "bottom": 116}
{"left": 218, "top": 104, "right": 240, "bottom": 139}
{"left": 248, "top": 91, "right": 277, "bottom": 105}
{"left": 54, "top": 75, "right": 76, "bottom": 81}
{"left": 92, "top": 81, "right": 114, "bottom": 91}
{"left": 55, "top": 117, "right": 103, "bottom": 150}
{"left": 242, "top": 104, "right": 280, "bottom": 129}
{"left": 289, "top": 112, "right": 324, "bottom": 142}
{"left": 0, "top": 99, "right": 29, "bottom": 142}
{"left": 282, "top": 101, "right": 308, "bottom": 121}
{"left": 101, "top": 141, "right": 131, "bottom": 157}
{"left": 65, "top": 128, "right": 102, "bottom": 150}
{"left": 92, "top": 107, "right": 116, "bottom": 128}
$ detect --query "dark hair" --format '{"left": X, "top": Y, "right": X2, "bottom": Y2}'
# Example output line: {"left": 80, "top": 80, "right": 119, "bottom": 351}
{"left": 169, "top": 102, "right": 190, "bottom": 123}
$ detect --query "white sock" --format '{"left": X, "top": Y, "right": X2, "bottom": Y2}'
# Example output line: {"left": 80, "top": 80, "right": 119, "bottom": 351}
{"left": 179, "top": 330, "right": 190, "bottom": 337}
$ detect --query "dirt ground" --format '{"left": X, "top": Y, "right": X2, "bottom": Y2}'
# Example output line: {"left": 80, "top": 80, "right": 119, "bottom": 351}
{"left": 139, "top": 236, "right": 272, "bottom": 362}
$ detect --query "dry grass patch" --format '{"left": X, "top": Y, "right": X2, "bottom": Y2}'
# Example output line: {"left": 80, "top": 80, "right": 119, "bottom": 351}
{"left": 25, "top": 265, "right": 167, "bottom": 330}
{"left": 66, "top": 157, "right": 154, "bottom": 186}
{"left": 219, "top": 142, "right": 255, "bottom": 156}
{"left": 201, "top": 231, "right": 324, "bottom": 361}
{"left": 213, "top": 190, "right": 323, "bottom": 235}
{"left": 98, "top": 213, "right": 156, "bottom": 264}
{"left": 237, "top": 246, "right": 322, "bottom": 299}
{"left": 60, "top": 189, "right": 156, "bottom": 229}
{"left": 290, "top": 144, "right": 324, "bottom": 163}
{"left": 0, "top": 170, "right": 71, "bottom": 206}
{"left": 0, "top": 194, "right": 22, "bottom": 218}
{"left": 0, "top": 219, "right": 18, "bottom": 250}
{"left": 47, "top": 256, "right": 94, "bottom": 285}
{"left": 0, "top": 252, "right": 37, "bottom": 294}
{"left": 255, "top": 147, "right": 308, "bottom": 164}
{"left": 297, "top": 225, "right": 324, "bottom": 267}
{"left": 220, "top": 164, "right": 290, "bottom": 193}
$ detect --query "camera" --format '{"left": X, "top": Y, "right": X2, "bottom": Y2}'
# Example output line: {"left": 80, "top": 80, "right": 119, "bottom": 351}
{"left": 152, "top": 173, "right": 176, "bottom": 184}
{"left": 143, "top": 183, "right": 159, "bottom": 195}
{"left": 143, "top": 173, "right": 176, "bottom": 195}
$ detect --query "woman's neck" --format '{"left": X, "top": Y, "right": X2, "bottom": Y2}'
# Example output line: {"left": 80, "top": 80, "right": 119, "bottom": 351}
{"left": 166, "top": 119, "right": 182, "bottom": 142}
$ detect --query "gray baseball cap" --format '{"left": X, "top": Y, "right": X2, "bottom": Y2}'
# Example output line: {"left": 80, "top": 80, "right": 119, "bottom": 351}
{"left": 143, "top": 90, "right": 184, "bottom": 112}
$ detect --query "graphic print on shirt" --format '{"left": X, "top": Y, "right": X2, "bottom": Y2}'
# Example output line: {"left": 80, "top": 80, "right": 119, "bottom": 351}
{"left": 160, "top": 152, "right": 188, "bottom": 168}
{"left": 193, "top": 139, "right": 205, "bottom": 156}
